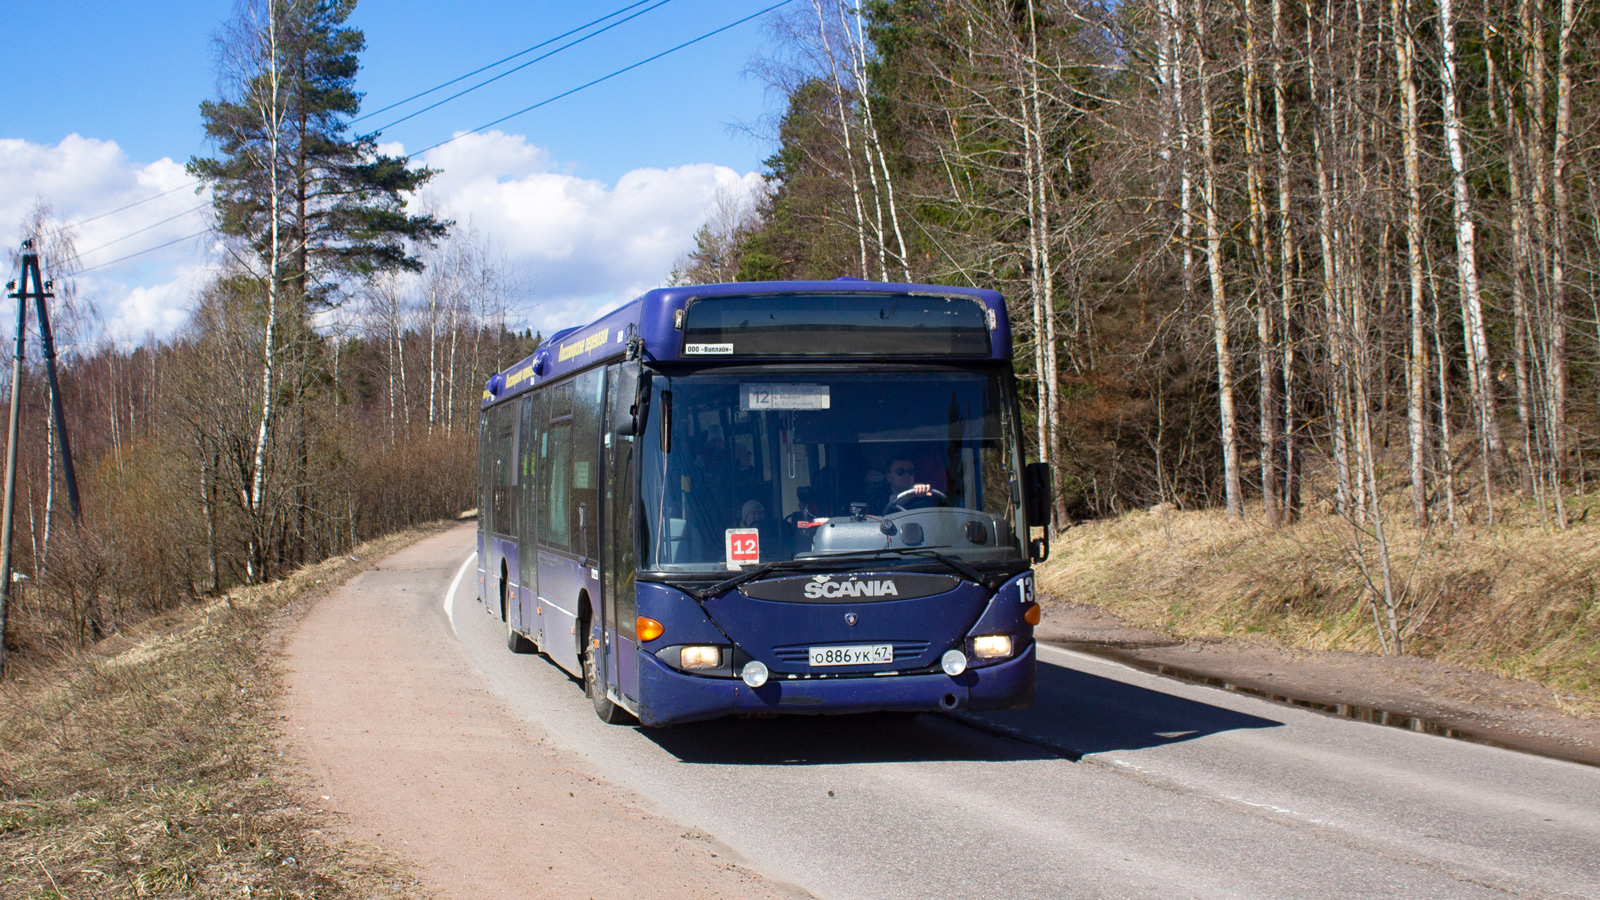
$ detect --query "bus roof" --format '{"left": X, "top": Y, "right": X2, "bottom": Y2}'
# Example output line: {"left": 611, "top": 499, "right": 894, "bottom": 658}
{"left": 481, "top": 279, "right": 1011, "bottom": 408}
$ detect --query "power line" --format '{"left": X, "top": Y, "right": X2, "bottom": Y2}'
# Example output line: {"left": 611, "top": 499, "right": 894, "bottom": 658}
{"left": 354, "top": 0, "right": 662, "bottom": 124}
{"left": 369, "top": 0, "right": 676, "bottom": 135}
{"left": 47, "top": 0, "right": 796, "bottom": 275}
{"left": 73, "top": 202, "right": 210, "bottom": 258}
{"left": 73, "top": 229, "right": 211, "bottom": 275}
{"left": 411, "top": 0, "right": 796, "bottom": 159}
{"left": 48, "top": 181, "right": 198, "bottom": 235}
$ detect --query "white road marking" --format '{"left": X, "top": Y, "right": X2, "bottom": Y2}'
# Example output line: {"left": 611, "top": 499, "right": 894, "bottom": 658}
{"left": 1037, "top": 640, "right": 1144, "bottom": 674}
{"left": 445, "top": 551, "right": 477, "bottom": 636}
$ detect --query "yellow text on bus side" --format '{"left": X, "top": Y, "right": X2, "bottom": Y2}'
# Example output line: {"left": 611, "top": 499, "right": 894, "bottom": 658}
{"left": 558, "top": 329, "right": 608, "bottom": 362}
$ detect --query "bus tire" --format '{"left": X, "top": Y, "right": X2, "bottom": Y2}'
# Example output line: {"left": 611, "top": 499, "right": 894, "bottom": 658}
{"left": 584, "top": 633, "right": 634, "bottom": 725}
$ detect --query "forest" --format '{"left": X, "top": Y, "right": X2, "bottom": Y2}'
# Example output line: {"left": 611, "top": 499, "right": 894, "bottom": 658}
{"left": 7, "top": 0, "right": 1600, "bottom": 668}
{"left": 676, "top": 0, "right": 1600, "bottom": 539}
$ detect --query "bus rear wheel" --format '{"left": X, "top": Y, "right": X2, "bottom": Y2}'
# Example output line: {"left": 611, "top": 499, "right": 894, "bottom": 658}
{"left": 584, "top": 635, "right": 634, "bottom": 725}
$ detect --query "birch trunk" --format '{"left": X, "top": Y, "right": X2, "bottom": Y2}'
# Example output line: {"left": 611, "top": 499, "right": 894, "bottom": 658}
{"left": 1393, "top": 0, "right": 1428, "bottom": 525}
{"left": 247, "top": 0, "right": 286, "bottom": 583}
{"left": 1173, "top": 0, "right": 1196, "bottom": 301}
{"left": 1195, "top": 0, "right": 1241, "bottom": 517}
{"left": 1440, "top": 0, "right": 1505, "bottom": 493}
{"left": 1025, "top": 0, "right": 1066, "bottom": 528}
{"left": 813, "top": 0, "right": 871, "bottom": 278}
{"left": 1244, "top": 0, "right": 1280, "bottom": 526}
{"left": 843, "top": 1, "right": 911, "bottom": 281}
{"left": 427, "top": 275, "right": 439, "bottom": 436}
{"left": 1272, "top": 0, "right": 1299, "bottom": 521}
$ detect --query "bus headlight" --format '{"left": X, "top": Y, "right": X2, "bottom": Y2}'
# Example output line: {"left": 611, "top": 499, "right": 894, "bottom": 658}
{"left": 941, "top": 649, "right": 968, "bottom": 676}
{"left": 741, "top": 660, "right": 770, "bottom": 687}
{"left": 679, "top": 646, "right": 722, "bottom": 669}
{"left": 971, "top": 635, "right": 1013, "bottom": 660}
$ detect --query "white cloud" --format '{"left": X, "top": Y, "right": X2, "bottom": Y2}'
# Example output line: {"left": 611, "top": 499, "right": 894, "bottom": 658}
{"left": 1, "top": 134, "right": 215, "bottom": 343}
{"left": 413, "top": 131, "right": 764, "bottom": 336}
{"left": 1, "top": 130, "right": 763, "bottom": 345}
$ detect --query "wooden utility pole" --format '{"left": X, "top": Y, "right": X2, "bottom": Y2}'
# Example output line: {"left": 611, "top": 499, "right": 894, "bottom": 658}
{"left": 0, "top": 253, "right": 30, "bottom": 673}
{"left": 0, "top": 242, "right": 83, "bottom": 672}
{"left": 0, "top": 241, "right": 83, "bottom": 669}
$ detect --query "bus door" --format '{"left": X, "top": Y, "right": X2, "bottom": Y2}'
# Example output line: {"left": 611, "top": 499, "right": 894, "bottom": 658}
{"left": 537, "top": 379, "right": 585, "bottom": 677}
{"left": 517, "top": 392, "right": 538, "bottom": 640}
{"left": 602, "top": 364, "right": 641, "bottom": 702}
{"left": 486, "top": 402, "right": 517, "bottom": 617}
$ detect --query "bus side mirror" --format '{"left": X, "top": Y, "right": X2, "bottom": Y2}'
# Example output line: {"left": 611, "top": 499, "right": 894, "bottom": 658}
{"left": 1024, "top": 462, "right": 1052, "bottom": 563}
{"left": 614, "top": 370, "right": 648, "bottom": 436}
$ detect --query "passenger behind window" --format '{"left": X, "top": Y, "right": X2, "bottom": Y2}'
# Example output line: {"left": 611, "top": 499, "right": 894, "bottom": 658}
{"left": 738, "top": 498, "right": 782, "bottom": 562}
{"left": 739, "top": 499, "right": 766, "bottom": 527}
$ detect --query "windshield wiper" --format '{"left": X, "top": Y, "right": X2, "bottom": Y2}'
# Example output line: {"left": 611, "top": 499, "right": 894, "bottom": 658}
{"left": 694, "top": 552, "right": 900, "bottom": 600}
{"left": 800, "top": 546, "right": 985, "bottom": 584}
{"left": 693, "top": 549, "right": 986, "bottom": 600}
{"left": 878, "top": 547, "right": 985, "bottom": 583}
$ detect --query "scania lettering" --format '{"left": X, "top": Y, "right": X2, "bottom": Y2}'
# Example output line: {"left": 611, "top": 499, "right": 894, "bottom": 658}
{"left": 804, "top": 579, "right": 901, "bottom": 599}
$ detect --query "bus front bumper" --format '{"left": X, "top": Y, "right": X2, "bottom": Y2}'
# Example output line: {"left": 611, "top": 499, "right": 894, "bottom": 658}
{"left": 632, "top": 642, "right": 1036, "bottom": 727}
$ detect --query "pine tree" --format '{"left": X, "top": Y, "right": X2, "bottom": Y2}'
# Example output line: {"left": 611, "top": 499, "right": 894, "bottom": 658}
{"left": 189, "top": 0, "right": 447, "bottom": 308}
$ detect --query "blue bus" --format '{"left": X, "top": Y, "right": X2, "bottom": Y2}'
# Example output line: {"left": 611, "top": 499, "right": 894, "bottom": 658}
{"left": 477, "top": 280, "right": 1051, "bottom": 726}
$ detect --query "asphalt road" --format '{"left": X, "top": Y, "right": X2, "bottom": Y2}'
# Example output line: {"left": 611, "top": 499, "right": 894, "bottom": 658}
{"left": 434, "top": 527, "right": 1599, "bottom": 900}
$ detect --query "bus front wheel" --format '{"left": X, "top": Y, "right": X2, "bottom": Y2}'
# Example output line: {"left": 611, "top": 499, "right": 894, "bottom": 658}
{"left": 584, "top": 633, "right": 633, "bottom": 725}
{"left": 502, "top": 573, "right": 536, "bottom": 654}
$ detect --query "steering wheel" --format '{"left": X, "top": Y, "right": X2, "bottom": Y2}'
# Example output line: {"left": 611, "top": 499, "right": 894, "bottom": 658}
{"left": 886, "top": 487, "right": 949, "bottom": 513}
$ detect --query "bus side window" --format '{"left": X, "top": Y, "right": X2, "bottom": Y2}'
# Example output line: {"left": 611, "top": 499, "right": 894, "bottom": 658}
{"left": 572, "top": 368, "right": 604, "bottom": 562}
{"left": 542, "top": 383, "right": 573, "bottom": 552}
{"left": 478, "top": 416, "right": 490, "bottom": 534}
{"left": 491, "top": 404, "right": 516, "bottom": 536}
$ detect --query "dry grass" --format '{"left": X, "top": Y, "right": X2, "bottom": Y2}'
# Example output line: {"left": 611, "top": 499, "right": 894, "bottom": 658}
{"left": 0, "top": 526, "right": 448, "bottom": 900}
{"left": 1039, "top": 491, "right": 1600, "bottom": 715}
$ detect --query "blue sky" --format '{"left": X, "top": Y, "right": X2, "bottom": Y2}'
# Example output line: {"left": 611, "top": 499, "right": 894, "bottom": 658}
{"left": 3, "top": 0, "right": 796, "bottom": 342}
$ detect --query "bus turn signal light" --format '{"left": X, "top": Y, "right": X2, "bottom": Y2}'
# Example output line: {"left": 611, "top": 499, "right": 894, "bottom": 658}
{"left": 1023, "top": 602, "right": 1041, "bottom": 626}
{"left": 637, "top": 617, "right": 665, "bottom": 642}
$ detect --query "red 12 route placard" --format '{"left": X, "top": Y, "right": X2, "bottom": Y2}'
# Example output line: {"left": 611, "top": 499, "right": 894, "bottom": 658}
{"left": 725, "top": 528, "right": 760, "bottom": 568}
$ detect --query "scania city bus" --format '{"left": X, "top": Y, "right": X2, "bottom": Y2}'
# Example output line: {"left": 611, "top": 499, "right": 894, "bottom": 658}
{"left": 477, "top": 280, "right": 1051, "bottom": 726}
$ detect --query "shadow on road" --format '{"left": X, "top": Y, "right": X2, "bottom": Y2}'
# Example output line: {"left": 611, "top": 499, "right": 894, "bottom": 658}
{"left": 970, "top": 659, "right": 1282, "bottom": 758}
{"left": 641, "top": 658, "right": 1281, "bottom": 765}
{"left": 640, "top": 710, "right": 1055, "bottom": 765}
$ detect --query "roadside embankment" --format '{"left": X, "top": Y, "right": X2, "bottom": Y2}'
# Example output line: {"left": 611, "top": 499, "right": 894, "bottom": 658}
{"left": 0, "top": 526, "right": 444, "bottom": 900}
{"left": 1035, "top": 501, "right": 1600, "bottom": 765}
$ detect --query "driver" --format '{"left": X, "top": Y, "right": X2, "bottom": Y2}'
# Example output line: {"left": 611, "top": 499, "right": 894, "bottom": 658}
{"left": 881, "top": 455, "right": 934, "bottom": 514}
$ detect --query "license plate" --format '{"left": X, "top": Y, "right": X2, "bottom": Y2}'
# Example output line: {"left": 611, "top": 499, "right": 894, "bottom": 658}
{"left": 808, "top": 644, "right": 893, "bottom": 667}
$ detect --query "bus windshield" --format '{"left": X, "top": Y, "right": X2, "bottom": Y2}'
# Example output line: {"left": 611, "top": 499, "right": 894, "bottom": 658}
{"left": 640, "top": 370, "right": 1026, "bottom": 573}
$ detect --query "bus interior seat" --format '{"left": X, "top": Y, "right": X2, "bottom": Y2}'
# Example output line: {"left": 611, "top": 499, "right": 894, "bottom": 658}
{"left": 666, "top": 517, "right": 686, "bottom": 563}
